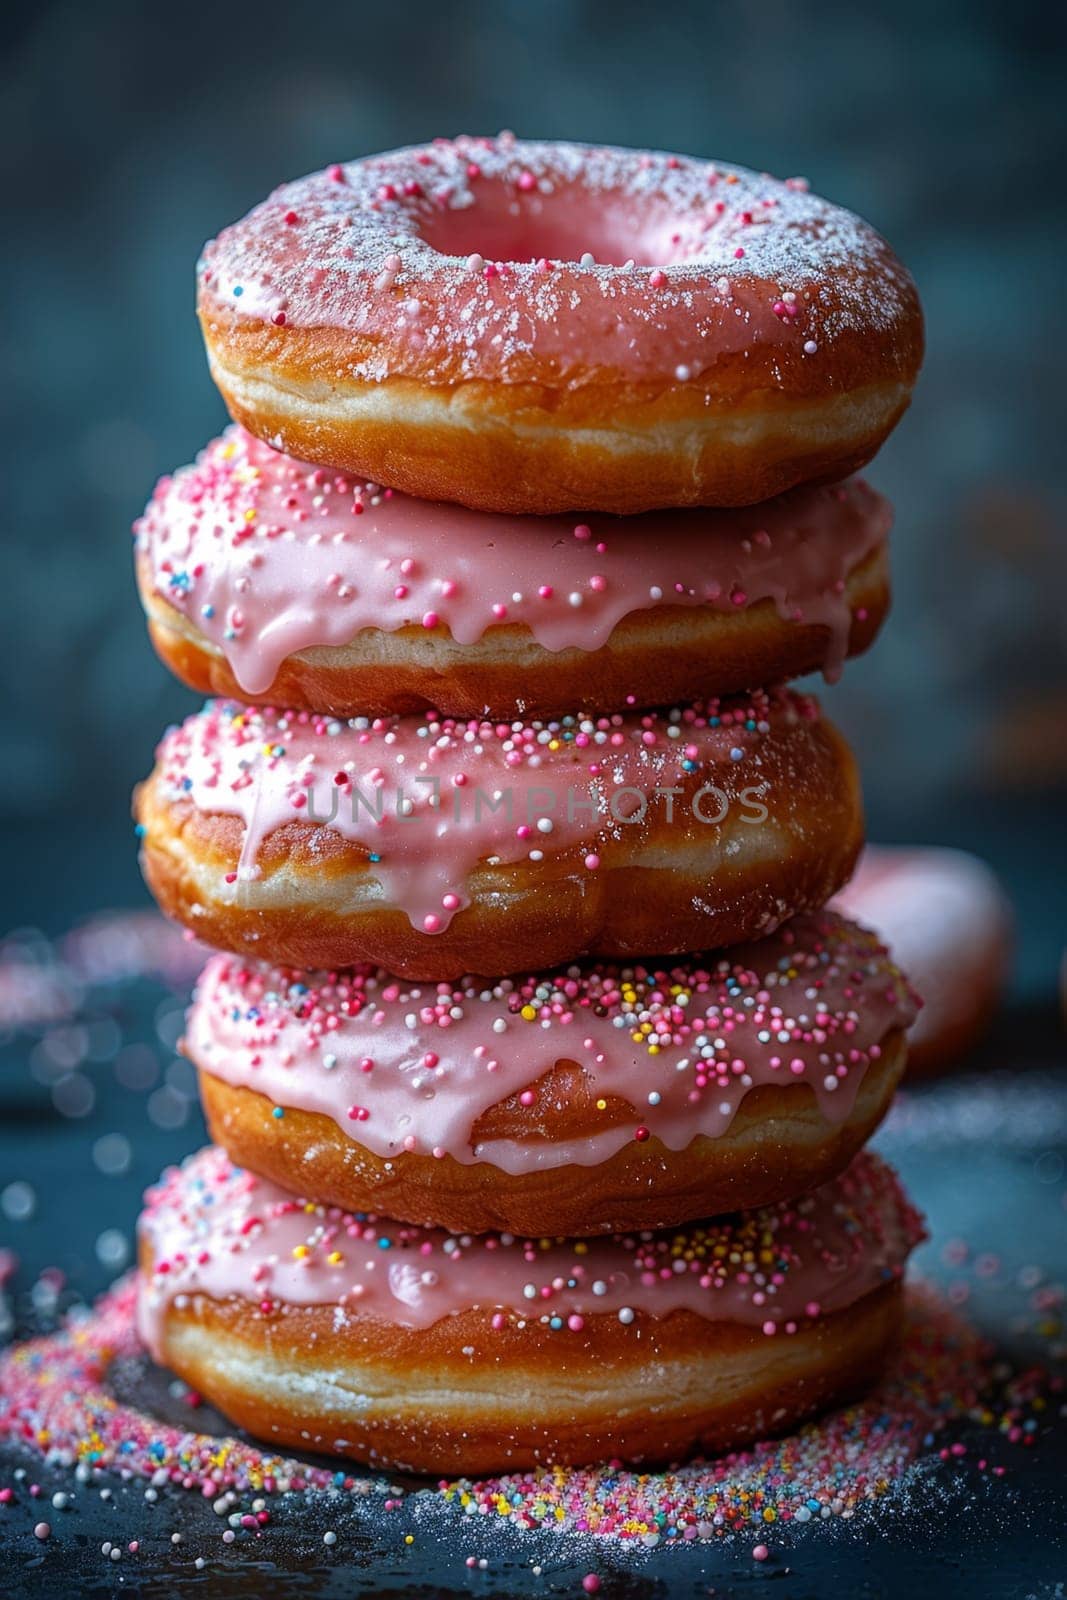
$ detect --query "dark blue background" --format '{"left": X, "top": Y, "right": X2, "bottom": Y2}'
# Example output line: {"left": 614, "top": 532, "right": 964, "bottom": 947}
{"left": 3, "top": 0, "right": 1066, "bottom": 999}
{"left": 1, "top": 7, "right": 1066, "bottom": 1591}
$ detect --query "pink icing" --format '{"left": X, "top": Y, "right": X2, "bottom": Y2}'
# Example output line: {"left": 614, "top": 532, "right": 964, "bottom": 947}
{"left": 198, "top": 136, "right": 917, "bottom": 385}
{"left": 137, "top": 1145, "right": 924, "bottom": 1342}
{"left": 151, "top": 690, "right": 815, "bottom": 936}
{"left": 135, "top": 426, "right": 890, "bottom": 694}
{"left": 186, "top": 911, "right": 918, "bottom": 1175}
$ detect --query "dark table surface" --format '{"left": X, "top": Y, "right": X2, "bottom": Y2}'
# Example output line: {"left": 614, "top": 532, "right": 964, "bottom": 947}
{"left": 0, "top": 906, "right": 1065, "bottom": 1600}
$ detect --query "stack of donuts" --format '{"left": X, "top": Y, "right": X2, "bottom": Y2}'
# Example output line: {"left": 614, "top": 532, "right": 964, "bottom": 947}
{"left": 131, "top": 135, "right": 927, "bottom": 1474}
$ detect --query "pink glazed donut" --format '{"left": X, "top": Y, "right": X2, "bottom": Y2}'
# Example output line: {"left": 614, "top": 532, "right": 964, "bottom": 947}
{"left": 197, "top": 136, "right": 924, "bottom": 514}
{"left": 832, "top": 846, "right": 1012, "bottom": 1075}
{"left": 133, "top": 692, "right": 863, "bottom": 981}
{"left": 188, "top": 909, "right": 918, "bottom": 1237}
{"left": 137, "top": 1144, "right": 925, "bottom": 1472}
{"left": 135, "top": 426, "right": 892, "bottom": 718}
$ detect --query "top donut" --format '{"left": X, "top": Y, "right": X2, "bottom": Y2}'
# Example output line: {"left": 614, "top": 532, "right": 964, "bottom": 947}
{"left": 198, "top": 135, "right": 923, "bottom": 515}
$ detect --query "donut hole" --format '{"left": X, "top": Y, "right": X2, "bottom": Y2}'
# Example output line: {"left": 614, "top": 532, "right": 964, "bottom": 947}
{"left": 419, "top": 180, "right": 683, "bottom": 269}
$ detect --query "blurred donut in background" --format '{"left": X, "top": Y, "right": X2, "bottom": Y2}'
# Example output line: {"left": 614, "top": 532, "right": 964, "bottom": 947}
{"left": 832, "top": 845, "right": 1013, "bottom": 1076}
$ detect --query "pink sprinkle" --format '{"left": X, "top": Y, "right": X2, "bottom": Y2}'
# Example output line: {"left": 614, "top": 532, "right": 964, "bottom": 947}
{"left": 582, "top": 1576, "right": 601, "bottom": 1594}
{"left": 649, "top": 270, "right": 666, "bottom": 288}
{"left": 327, "top": 164, "right": 346, "bottom": 183}
{"left": 753, "top": 1544, "right": 770, "bottom": 1562}
{"left": 421, "top": 611, "right": 439, "bottom": 629}
{"left": 517, "top": 171, "right": 536, "bottom": 192}
{"left": 422, "top": 914, "right": 441, "bottom": 933}
{"left": 734, "top": 247, "right": 745, "bottom": 259}
{"left": 584, "top": 853, "right": 600, "bottom": 871}
{"left": 573, "top": 523, "right": 592, "bottom": 541}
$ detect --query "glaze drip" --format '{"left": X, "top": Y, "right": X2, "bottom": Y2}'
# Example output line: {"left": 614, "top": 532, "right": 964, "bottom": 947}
{"left": 135, "top": 425, "right": 890, "bottom": 694}
{"left": 187, "top": 910, "right": 918, "bottom": 1172}
{"left": 137, "top": 1145, "right": 925, "bottom": 1343}
{"left": 150, "top": 690, "right": 819, "bottom": 936}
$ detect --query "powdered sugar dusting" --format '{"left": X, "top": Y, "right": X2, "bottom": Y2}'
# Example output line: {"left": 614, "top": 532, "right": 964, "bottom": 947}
{"left": 198, "top": 135, "right": 918, "bottom": 386}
